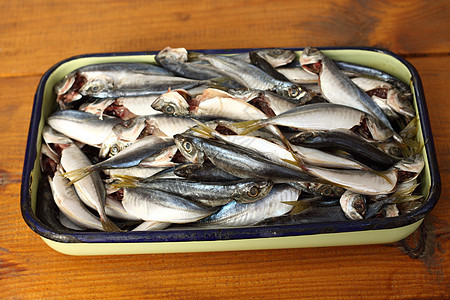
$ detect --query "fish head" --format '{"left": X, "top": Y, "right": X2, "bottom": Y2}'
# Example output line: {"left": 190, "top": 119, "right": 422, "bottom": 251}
{"left": 78, "top": 75, "right": 114, "bottom": 98}
{"left": 151, "top": 89, "right": 191, "bottom": 116}
{"left": 277, "top": 83, "right": 311, "bottom": 101}
{"left": 340, "top": 190, "right": 367, "bottom": 220}
{"left": 112, "top": 117, "right": 147, "bottom": 141}
{"left": 261, "top": 49, "right": 296, "bottom": 67}
{"left": 173, "top": 134, "right": 205, "bottom": 163}
{"left": 99, "top": 135, "right": 134, "bottom": 158}
{"left": 55, "top": 72, "right": 86, "bottom": 107}
{"left": 155, "top": 46, "right": 188, "bottom": 64}
{"left": 300, "top": 47, "right": 324, "bottom": 75}
{"left": 386, "top": 89, "right": 415, "bottom": 118}
{"left": 314, "top": 183, "right": 345, "bottom": 198}
{"left": 365, "top": 115, "right": 394, "bottom": 141}
{"left": 394, "top": 153, "right": 424, "bottom": 182}
{"left": 234, "top": 180, "right": 274, "bottom": 203}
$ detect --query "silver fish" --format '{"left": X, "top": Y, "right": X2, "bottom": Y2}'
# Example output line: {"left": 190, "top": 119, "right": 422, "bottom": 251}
{"left": 156, "top": 46, "right": 225, "bottom": 80}
{"left": 55, "top": 62, "right": 174, "bottom": 105}
{"left": 47, "top": 110, "right": 122, "bottom": 147}
{"left": 60, "top": 143, "right": 120, "bottom": 231}
{"left": 117, "top": 177, "right": 274, "bottom": 205}
{"left": 200, "top": 54, "right": 311, "bottom": 101}
{"left": 48, "top": 170, "right": 104, "bottom": 231}
{"left": 300, "top": 47, "right": 397, "bottom": 139}
{"left": 63, "top": 135, "right": 175, "bottom": 184}
{"left": 196, "top": 184, "right": 301, "bottom": 227}
{"left": 121, "top": 187, "right": 217, "bottom": 223}
{"left": 192, "top": 120, "right": 366, "bottom": 170}
{"left": 302, "top": 164, "right": 398, "bottom": 195}
{"left": 236, "top": 103, "right": 394, "bottom": 142}
{"left": 231, "top": 48, "right": 297, "bottom": 67}
{"left": 174, "top": 134, "right": 317, "bottom": 183}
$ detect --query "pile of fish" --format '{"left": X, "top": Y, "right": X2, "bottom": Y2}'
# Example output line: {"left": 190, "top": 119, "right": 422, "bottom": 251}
{"left": 38, "top": 46, "right": 425, "bottom": 232}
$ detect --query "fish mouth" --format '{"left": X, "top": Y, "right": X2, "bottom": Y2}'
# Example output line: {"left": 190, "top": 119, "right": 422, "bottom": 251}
{"left": 55, "top": 73, "right": 86, "bottom": 105}
{"left": 300, "top": 61, "right": 322, "bottom": 75}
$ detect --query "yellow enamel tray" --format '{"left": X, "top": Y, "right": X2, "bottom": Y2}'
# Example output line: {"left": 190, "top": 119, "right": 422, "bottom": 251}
{"left": 21, "top": 47, "right": 441, "bottom": 255}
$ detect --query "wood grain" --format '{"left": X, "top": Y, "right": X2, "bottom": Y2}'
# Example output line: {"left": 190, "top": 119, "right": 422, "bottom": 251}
{"left": 0, "top": 0, "right": 449, "bottom": 298}
{"left": 0, "top": 0, "right": 448, "bottom": 76}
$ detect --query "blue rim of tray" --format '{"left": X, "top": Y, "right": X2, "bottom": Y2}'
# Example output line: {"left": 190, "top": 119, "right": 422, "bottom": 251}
{"left": 21, "top": 47, "right": 442, "bottom": 243}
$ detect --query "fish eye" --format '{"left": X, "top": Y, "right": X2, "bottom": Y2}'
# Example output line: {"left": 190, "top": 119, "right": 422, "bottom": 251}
{"left": 163, "top": 104, "right": 176, "bottom": 115}
{"left": 353, "top": 200, "right": 366, "bottom": 213}
{"left": 321, "top": 188, "right": 332, "bottom": 197}
{"left": 270, "top": 49, "right": 283, "bottom": 55}
{"left": 90, "top": 82, "right": 103, "bottom": 92}
{"left": 247, "top": 186, "right": 260, "bottom": 197}
{"left": 182, "top": 141, "right": 193, "bottom": 153}
{"left": 288, "top": 87, "right": 299, "bottom": 98}
{"left": 109, "top": 145, "right": 120, "bottom": 156}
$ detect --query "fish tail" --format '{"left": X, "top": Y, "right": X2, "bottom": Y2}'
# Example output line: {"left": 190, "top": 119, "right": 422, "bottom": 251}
{"left": 100, "top": 216, "right": 122, "bottom": 232}
{"left": 190, "top": 119, "right": 220, "bottom": 139}
{"left": 230, "top": 119, "right": 266, "bottom": 135}
{"left": 109, "top": 174, "right": 140, "bottom": 189}
{"left": 61, "top": 165, "right": 96, "bottom": 185}
{"left": 282, "top": 200, "right": 311, "bottom": 215}
{"left": 390, "top": 182, "right": 422, "bottom": 204}
{"left": 400, "top": 116, "right": 419, "bottom": 139}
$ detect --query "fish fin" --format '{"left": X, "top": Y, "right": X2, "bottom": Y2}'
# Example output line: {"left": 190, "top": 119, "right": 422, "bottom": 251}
{"left": 392, "top": 194, "right": 423, "bottom": 204}
{"left": 61, "top": 165, "right": 95, "bottom": 185}
{"left": 229, "top": 119, "right": 265, "bottom": 135}
{"left": 187, "top": 51, "right": 204, "bottom": 61}
{"left": 207, "top": 76, "right": 240, "bottom": 91}
{"left": 282, "top": 201, "right": 311, "bottom": 215}
{"left": 400, "top": 116, "right": 419, "bottom": 139}
{"left": 190, "top": 119, "right": 219, "bottom": 139}
{"left": 280, "top": 157, "right": 310, "bottom": 174}
{"left": 100, "top": 216, "right": 123, "bottom": 232}
{"left": 109, "top": 174, "right": 140, "bottom": 189}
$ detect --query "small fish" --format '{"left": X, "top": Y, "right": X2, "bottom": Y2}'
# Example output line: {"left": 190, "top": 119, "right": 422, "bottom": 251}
{"left": 114, "top": 177, "right": 273, "bottom": 205}
{"left": 300, "top": 47, "right": 398, "bottom": 140}
{"left": 63, "top": 135, "right": 175, "bottom": 184}
{"left": 49, "top": 169, "right": 104, "bottom": 231}
{"left": 156, "top": 46, "right": 225, "bottom": 80}
{"left": 196, "top": 184, "right": 301, "bottom": 227}
{"left": 192, "top": 119, "right": 366, "bottom": 170}
{"left": 289, "top": 129, "right": 401, "bottom": 170}
{"left": 333, "top": 60, "right": 410, "bottom": 94}
{"left": 199, "top": 53, "right": 312, "bottom": 101}
{"left": 121, "top": 187, "right": 217, "bottom": 223}
{"left": 47, "top": 110, "right": 122, "bottom": 147}
{"left": 234, "top": 103, "right": 394, "bottom": 142}
{"left": 231, "top": 48, "right": 297, "bottom": 67}
{"left": 55, "top": 62, "right": 174, "bottom": 105}
{"left": 152, "top": 88, "right": 269, "bottom": 120}
{"left": 339, "top": 190, "right": 367, "bottom": 220}
{"left": 174, "top": 133, "right": 317, "bottom": 183}
{"left": 60, "top": 143, "right": 121, "bottom": 232}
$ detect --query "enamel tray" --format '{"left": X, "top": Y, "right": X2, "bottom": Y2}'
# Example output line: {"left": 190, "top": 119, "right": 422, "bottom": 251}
{"left": 21, "top": 47, "right": 441, "bottom": 255}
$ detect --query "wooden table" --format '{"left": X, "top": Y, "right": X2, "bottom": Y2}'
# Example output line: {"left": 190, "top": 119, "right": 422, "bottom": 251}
{"left": 1, "top": 1, "right": 449, "bottom": 298}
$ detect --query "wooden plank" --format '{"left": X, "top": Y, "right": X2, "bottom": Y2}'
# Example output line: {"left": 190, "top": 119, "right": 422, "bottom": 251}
{"left": 0, "top": 55, "right": 449, "bottom": 298}
{"left": 0, "top": 0, "right": 448, "bottom": 77}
